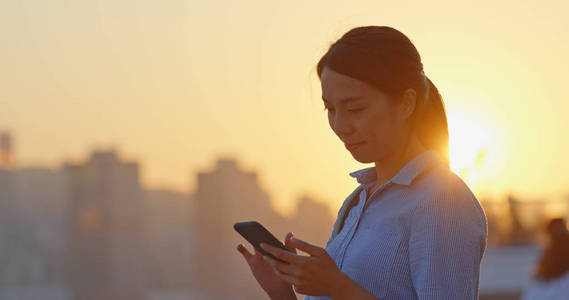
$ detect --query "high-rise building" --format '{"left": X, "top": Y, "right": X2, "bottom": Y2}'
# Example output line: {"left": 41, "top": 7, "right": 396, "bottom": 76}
{"left": 0, "top": 166, "right": 69, "bottom": 296}
{"left": 143, "top": 189, "right": 193, "bottom": 290}
{"left": 192, "top": 158, "right": 288, "bottom": 299}
{"left": 64, "top": 149, "right": 147, "bottom": 300}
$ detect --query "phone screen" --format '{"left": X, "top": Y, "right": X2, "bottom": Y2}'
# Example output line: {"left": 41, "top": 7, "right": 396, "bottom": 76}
{"left": 234, "top": 221, "right": 292, "bottom": 263}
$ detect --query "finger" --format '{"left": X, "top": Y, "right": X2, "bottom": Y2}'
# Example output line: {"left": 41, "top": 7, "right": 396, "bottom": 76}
{"left": 289, "top": 237, "right": 325, "bottom": 257}
{"left": 236, "top": 244, "right": 253, "bottom": 261}
{"left": 272, "top": 265, "right": 300, "bottom": 286}
{"left": 260, "top": 243, "right": 306, "bottom": 264}
{"left": 264, "top": 255, "right": 302, "bottom": 277}
{"left": 253, "top": 247, "right": 270, "bottom": 262}
{"left": 284, "top": 232, "right": 298, "bottom": 254}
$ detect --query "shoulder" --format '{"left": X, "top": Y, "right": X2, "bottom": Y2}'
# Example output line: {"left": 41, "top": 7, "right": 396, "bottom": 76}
{"left": 410, "top": 165, "right": 487, "bottom": 233}
{"left": 416, "top": 164, "right": 475, "bottom": 200}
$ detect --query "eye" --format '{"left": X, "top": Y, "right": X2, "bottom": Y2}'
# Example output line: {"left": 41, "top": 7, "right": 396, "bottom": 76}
{"left": 348, "top": 108, "right": 365, "bottom": 112}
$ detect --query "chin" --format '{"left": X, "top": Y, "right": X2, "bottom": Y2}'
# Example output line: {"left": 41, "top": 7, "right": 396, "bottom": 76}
{"left": 350, "top": 146, "right": 388, "bottom": 164}
{"left": 350, "top": 153, "right": 375, "bottom": 164}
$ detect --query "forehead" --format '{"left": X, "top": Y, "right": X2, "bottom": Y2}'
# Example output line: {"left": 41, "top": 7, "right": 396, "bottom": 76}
{"left": 320, "top": 67, "right": 375, "bottom": 103}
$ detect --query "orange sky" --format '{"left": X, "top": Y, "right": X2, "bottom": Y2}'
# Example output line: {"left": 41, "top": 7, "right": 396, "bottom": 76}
{"left": 1, "top": 0, "right": 568, "bottom": 216}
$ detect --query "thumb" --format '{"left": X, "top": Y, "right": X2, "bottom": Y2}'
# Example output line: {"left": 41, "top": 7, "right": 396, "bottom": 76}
{"left": 284, "top": 232, "right": 298, "bottom": 254}
{"left": 289, "top": 237, "right": 325, "bottom": 257}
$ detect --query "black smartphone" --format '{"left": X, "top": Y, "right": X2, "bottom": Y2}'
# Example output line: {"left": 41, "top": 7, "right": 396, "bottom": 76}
{"left": 234, "top": 221, "right": 292, "bottom": 263}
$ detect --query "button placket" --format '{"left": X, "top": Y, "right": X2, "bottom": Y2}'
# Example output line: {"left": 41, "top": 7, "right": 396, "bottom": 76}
{"left": 338, "top": 181, "right": 392, "bottom": 268}
{"left": 330, "top": 203, "right": 358, "bottom": 263}
{"left": 337, "top": 188, "right": 367, "bottom": 268}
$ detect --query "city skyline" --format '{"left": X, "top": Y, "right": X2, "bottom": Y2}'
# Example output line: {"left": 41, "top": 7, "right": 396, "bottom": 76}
{"left": 2, "top": 129, "right": 568, "bottom": 218}
{"left": 0, "top": 142, "right": 336, "bottom": 299}
{"left": 0, "top": 131, "right": 337, "bottom": 218}
{"left": 0, "top": 131, "right": 558, "bottom": 299}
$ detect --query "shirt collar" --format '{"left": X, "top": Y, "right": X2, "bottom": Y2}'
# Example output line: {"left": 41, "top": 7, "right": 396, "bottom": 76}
{"left": 348, "top": 149, "right": 445, "bottom": 186}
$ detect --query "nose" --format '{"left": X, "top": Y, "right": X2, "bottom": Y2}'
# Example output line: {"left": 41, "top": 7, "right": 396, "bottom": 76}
{"left": 331, "top": 111, "right": 354, "bottom": 137}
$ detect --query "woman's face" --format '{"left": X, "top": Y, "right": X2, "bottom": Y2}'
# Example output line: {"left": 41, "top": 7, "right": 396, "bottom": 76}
{"left": 320, "top": 67, "right": 413, "bottom": 164}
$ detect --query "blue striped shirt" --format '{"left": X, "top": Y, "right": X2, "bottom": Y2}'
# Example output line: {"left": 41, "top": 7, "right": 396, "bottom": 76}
{"left": 304, "top": 149, "right": 487, "bottom": 300}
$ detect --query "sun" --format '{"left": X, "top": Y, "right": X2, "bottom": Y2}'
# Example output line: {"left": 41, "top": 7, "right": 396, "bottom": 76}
{"left": 446, "top": 109, "right": 502, "bottom": 192}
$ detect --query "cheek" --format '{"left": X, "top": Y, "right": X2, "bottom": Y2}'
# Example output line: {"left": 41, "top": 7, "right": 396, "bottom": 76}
{"left": 363, "top": 114, "right": 397, "bottom": 147}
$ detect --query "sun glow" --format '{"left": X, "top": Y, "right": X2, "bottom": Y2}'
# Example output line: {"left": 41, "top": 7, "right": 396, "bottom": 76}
{"left": 446, "top": 108, "right": 503, "bottom": 193}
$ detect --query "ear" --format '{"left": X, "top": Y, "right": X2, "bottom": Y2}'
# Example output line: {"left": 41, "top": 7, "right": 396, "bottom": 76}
{"left": 398, "top": 88, "right": 417, "bottom": 121}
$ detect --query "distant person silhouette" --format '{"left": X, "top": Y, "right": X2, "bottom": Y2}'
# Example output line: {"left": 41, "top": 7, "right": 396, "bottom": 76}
{"left": 521, "top": 218, "right": 569, "bottom": 300}
{"left": 237, "top": 25, "right": 487, "bottom": 300}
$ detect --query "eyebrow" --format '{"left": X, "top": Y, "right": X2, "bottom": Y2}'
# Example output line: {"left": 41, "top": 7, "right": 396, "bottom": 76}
{"left": 322, "top": 96, "right": 363, "bottom": 104}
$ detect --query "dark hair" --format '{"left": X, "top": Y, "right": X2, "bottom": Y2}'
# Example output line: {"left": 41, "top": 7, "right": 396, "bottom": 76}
{"left": 316, "top": 26, "right": 449, "bottom": 168}
{"left": 534, "top": 218, "right": 569, "bottom": 281}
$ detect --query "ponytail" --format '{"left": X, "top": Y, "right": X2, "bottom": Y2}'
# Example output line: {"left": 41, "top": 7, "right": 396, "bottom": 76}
{"left": 415, "top": 76, "right": 450, "bottom": 168}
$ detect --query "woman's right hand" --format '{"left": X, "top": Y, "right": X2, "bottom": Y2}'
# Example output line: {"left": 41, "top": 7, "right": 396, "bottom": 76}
{"left": 237, "top": 232, "right": 298, "bottom": 300}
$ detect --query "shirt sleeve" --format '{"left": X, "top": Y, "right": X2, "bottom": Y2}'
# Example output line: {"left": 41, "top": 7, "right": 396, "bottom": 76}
{"left": 408, "top": 181, "right": 487, "bottom": 300}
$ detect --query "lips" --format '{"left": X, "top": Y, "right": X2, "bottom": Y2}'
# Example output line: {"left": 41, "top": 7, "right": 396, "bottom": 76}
{"left": 345, "top": 141, "right": 366, "bottom": 150}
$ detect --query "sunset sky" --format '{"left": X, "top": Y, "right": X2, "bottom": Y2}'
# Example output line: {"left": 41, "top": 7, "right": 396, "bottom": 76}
{"left": 1, "top": 0, "right": 568, "bottom": 216}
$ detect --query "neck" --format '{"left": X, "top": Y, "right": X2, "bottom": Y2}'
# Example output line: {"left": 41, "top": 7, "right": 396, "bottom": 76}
{"left": 374, "top": 134, "right": 426, "bottom": 186}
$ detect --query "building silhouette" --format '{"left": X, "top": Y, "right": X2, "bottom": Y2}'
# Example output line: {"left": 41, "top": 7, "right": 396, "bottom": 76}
{"left": 192, "top": 158, "right": 289, "bottom": 299}
{"left": 0, "top": 166, "right": 69, "bottom": 298}
{"left": 143, "top": 189, "right": 194, "bottom": 291}
{"left": 64, "top": 149, "right": 147, "bottom": 300}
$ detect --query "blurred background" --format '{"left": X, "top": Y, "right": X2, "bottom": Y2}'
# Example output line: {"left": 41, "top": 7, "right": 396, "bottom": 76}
{"left": 1, "top": 0, "right": 568, "bottom": 299}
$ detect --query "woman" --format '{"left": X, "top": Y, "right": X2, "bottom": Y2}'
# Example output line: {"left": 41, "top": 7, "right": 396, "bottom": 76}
{"left": 521, "top": 218, "right": 569, "bottom": 300}
{"left": 237, "top": 26, "right": 487, "bottom": 300}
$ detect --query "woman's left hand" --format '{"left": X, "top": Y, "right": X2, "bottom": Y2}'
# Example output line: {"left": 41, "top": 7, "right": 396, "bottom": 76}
{"left": 260, "top": 236, "right": 347, "bottom": 297}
